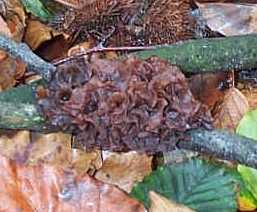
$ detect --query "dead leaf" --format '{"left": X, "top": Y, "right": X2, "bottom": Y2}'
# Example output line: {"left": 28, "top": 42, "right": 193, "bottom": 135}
{"left": 149, "top": 191, "right": 195, "bottom": 212}
{"left": 0, "top": 57, "right": 26, "bottom": 90}
{"left": 213, "top": 87, "right": 249, "bottom": 131}
{"left": 189, "top": 72, "right": 232, "bottom": 108}
{"left": 27, "top": 132, "right": 72, "bottom": 166}
{"left": 0, "top": 15, "right": 11, "bottom": 36}
{"left": 71, "top": 148, "right": 102, "bottom": 175}
{"left": 95, "top": 151, "right": 152, "bottom": 192}
{"left": 0, "top": 131, "right": 102, "bottom": 175}
{"left": 0, "top": 15, "right": 10, "bottom": 60}
{"left": 196, "top": 3, "right": 257, "bottom": 36}
{"left": 3, "top": 0, "right": 26, "bottom": 41}
{"left": 0, "top": 1, "right": 26, "bottom": 89}
{"left": 24, "top": 20, "right": 63, "bottom": 50}
{"left": 0, "top": 130, "right": 31, "bottom": 161}
{"left": 0, "top": 154, "right": 145, "bottom": 211}
{"left": 240, "top": 86, "right": 257, "bottom": 110}
{"left": 35, "top": 34, "right": 71, "bottom": 61}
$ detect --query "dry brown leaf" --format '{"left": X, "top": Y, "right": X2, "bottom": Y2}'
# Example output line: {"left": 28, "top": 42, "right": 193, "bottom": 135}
{"left": 24, "top": 20, "right": 70, "bottom": 62}
{"left": 24, "top": 20, "right": 55, "bottom": 50}
{"left": 0, "top": 0, "right": 26, "bottom": 89}
{"left": 196, "top": 3, "right": 257, "bottom": 36}
{"left": 0, "top": 154, "right": 145, "bottom": 212}
{"left": 35, "top": 34, "right": 71, "bottom": 61}
{"left": 27, "top": 132, "right": 72, "bottom": 166}
{"left": 0, "top": 15, "right": 11, "bottom": 36}
{"left": 240, "top": 86, "right": 257, "bottom": 110}
{"left": 149, "top": 191, "right": 195, "bottom": 212}
{"left": 0, "top": 131, "right": 102, "bottom": 175}
{"left": 95, "top": 151, "right": 152, "bottom": 192}
{"left": 0, "top": 130, "right": 31, "bottom": 160}
{"left": 0, "top": 15, "right": 11, "bottom": 60}
{"left": 71, "top": 148, "right": 102, "bottom": 175}
{"left": 189, "top": 72, "right": 232, "bottom": 108}
{"left": 24, "top": 20, "right": 63, "bottom": 50}
{"left": 213, "top": 87, "right": 249, "bottom": 131}
{"left": 0, "top": 57, "right": 26, "bottom": 90}
{"left": 3, "top": 0, "right": 25, "bottom": 41}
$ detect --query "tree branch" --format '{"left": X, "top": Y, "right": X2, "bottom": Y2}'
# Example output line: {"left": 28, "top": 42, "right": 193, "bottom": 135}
{"left": 179, "top": 129, "right": 257, "bottom": 168}
{"left": 134, "top": 34, "right": 257, "bottom": 73}
{"left": 0, "top": 34, "right": 55, "bottom": 81}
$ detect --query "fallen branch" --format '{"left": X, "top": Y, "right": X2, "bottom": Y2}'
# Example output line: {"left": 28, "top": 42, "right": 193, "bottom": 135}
{"left": 179, "top": 129, "right": 257, "bottom": 168}
{"left": 54, "top": 34, "right": 257, "bottom": 73}
{"left": 1, "top": 34, "right": 257, "bottom": 79}
{"left": 0, "top": 34, "right": 55, "bottom": 81}
{"left": 135, "top": 34, "right": 257, "bottom": 73}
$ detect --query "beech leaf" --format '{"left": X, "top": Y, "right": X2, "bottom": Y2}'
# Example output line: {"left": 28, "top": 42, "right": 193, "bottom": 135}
{"left": 130, "top": 159, "right": 237, "bottom": 212}
{"left": 0, "top": 154, "right": 144, "bottom": 211}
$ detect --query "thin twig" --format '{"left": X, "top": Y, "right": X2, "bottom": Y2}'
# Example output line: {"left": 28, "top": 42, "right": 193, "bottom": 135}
{"left": 53, "top": 46, "right": 156, "bottom": 65}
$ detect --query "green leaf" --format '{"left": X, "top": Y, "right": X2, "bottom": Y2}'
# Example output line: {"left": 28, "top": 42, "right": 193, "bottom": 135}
{"left": 130, "top": 159, "right": 237, "bottom": 212}
{"left": 20, "top": 0, "right": 54, "bottom": 21}
{"left": 236, "top": 109, "right": 257, "bottom": 141}
{"left": 229, "top": 167, "right": 257, "bottom": 211}
{"left": 236, "top": 111, "right": 257, "bottom": 208}
{"left": 238, "top": 165, "right": 257, "bottom": 203}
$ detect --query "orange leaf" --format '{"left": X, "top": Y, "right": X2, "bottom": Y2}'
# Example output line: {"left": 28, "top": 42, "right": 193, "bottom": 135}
{"left": 189, "top": 72, "right": 232, "bottom": 108}
{"left": 0, "top": 154, "right": 145, "bottom": 211}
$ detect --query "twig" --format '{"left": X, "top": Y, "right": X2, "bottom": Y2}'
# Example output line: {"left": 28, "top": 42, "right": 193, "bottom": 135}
{"left": 0, "top": 34, "right": 55, "bottom": 81}
{"left": 53, "top": 46, "right": 155, "bottom": 65}
{"left": 179, "top": 129, "right": 257, "bottom": 168}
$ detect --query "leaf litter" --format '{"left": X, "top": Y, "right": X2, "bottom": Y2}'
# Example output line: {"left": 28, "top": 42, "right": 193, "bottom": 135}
{"left": 1, "top": 0, "right": 257, "bottom": 211}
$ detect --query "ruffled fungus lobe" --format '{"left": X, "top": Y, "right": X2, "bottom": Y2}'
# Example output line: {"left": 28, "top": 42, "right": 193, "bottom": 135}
{"left": 38, "top": 57, "right": 212, "bottom": 152}
{"left": 51, "top": 0, "right": 195, "bottom": 46}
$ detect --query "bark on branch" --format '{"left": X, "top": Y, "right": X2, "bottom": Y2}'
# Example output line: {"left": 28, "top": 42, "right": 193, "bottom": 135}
{"left": 179, "top": 129, "right": 257, "bottom": 168}
{"left": 0, "top": 34, "right": 55, "bottom": 80}
{"left": 135, "top": 34, "right": 257, "bottom": 73}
